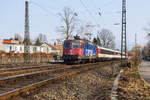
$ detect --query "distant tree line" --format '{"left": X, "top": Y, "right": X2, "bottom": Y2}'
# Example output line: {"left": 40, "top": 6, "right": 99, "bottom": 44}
{"left": 13, "top": 33, "right": 47, "bottom": 46}
{"left": 142, "top": 24, "right": 150, "bottom": 60}
{"left": 93, "top": 29, "right": 115, "bottom": 49}
{"left": 12, "top": 7, "right": 116, "bottom": 49}
{"left": 142, "top": 42, "right": 150, "bottom": 60}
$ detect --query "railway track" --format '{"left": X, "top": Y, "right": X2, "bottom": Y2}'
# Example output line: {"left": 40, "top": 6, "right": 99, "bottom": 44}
{"left": 0, "top": 64, "right": 63, "bottom": 73}
{"left": 0, "top": 61, "right": 120, "bottom": 100}
{"left": 0, "top": 64, "right": 72, "bottom": 78}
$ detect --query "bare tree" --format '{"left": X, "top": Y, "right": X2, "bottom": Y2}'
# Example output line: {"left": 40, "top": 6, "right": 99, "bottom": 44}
{"left": 143, "top": 22, "right": 150, "bottom": 39}
{"left": 57, "top": 7, "right": 78, "bottom": 40}
{"left": 142, "top": 42, "right": 150, "bottom": 60}
{"left": 142, "top": 22, "right": 150, "bottom": 59}
{"left": 142, "top": 22, "right": 150, "bottom": 60}
{"left": 144, "top": 22, "right": 150, "bottom": 33}
{"left": 14, "top": 33, "right": 23, "bottom": 42}
{"left": 77, "top": 22, "right": 94, "bottom": 41}
{"left": 97, "top": 29, "right": 115, "bottom": 49}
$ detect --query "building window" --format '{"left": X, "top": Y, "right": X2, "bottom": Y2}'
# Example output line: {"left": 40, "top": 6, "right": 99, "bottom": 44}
{"left": 15, "top": 47, "right": 17, "bottom": 51}
{"left": 10, "top": 46, "right": 12, "bottom": 51}
{"left": 20, "top": 47, "right": 22, "bottom": 51}
{"left": 33, "top": 47, "right": 37, "bottom": 53}
{"left": 47, "top": 47, "right": 49, "bottom": 53}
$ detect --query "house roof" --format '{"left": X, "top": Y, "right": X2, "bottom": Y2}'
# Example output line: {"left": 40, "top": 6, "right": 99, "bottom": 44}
{"left": 54, "top": 45, "right": 63, "bottom": 50}
{"left": 3, "top": 40, "right": 19, "bottom": 44}
{"left": 42, "top": 43, "right": 57, "bottom": 50}
{"left": 42, "top": 42, "right": 63, "bottom": 51}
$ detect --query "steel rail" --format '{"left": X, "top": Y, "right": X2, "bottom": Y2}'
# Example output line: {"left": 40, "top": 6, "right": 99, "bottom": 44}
{"left": 0, "top": 61, "right": 122, "bottom": 100}
{"left": 0, "top": 65, "right": 70, "bottom": 78}
{"left": 0, "top": 63, "right": 101, "bottom": 100}
{"left": 0, "top": 64, "right": 61, "bottom": 72}
{"left": 0, "top": 67, "right": 72, "bottom": 82}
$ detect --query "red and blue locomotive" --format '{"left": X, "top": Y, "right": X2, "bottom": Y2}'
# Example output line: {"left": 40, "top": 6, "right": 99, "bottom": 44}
{"left": 63, "top": 38, "right": 126, "bottom": 64}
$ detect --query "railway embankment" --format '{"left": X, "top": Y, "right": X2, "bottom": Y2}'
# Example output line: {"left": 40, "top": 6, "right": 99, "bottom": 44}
{"left": 11, "top": 63, "right": 121, "bottom": 100}
{"left": 118, "top": 61, "right": 150, "bottom": 100}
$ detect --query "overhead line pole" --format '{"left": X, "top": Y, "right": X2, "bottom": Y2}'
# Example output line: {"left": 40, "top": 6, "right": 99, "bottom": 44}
{"left": 135, "top": 33, "right": 137, "bottom": 65}
{"left": 121, "top": 0, "right": 127, "bottom": 66}
{"left": 24, "top": 0, "right": 31, "bottom": 63}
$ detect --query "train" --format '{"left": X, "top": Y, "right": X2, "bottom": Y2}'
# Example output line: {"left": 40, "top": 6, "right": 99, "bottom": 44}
{"left": 62, "top": 38, "right": 127, "bottom": 64}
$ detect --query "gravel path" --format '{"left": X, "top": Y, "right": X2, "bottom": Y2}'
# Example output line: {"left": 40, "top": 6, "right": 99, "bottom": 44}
{"left": 139, "top": 61, "right": 150, "bottom": 83}
{"left": 111, "top": 69, "right": 123, "bottom": 100}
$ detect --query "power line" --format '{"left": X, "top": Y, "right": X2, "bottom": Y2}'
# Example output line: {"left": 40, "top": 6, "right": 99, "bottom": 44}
{"left": 30, "top": 0, "right": 56, "bottom": 16}
{"left": 103, "top": 0, "right": 116, "bottom": 7}
{"left": 99, "top": 0, "right": 120, "bottom": 15}
{"left": 79, "top": 0, "right": 100, "bottom": 27}
{"left": 79, "top": 0, "right": 93, "bottom": 16}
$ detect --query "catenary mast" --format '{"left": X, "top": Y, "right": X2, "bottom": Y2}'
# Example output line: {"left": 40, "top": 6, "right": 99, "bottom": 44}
{"left": 24, "top": 0, "right": 30, "bottom": 63}
{"left": 121, "top": 0, "right": 127, "bottom": 64}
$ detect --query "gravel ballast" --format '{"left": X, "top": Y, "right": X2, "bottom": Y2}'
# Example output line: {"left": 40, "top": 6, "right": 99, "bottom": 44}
{"left": 12, "top": 63, "right": 121, "bottom": 100}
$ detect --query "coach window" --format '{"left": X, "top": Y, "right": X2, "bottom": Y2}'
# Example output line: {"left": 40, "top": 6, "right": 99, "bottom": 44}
{"left": 110, "top": 51, "right": 112, "bottom": 54}
{"left": 101, "top": 49, "right": 104, "bottom": 54}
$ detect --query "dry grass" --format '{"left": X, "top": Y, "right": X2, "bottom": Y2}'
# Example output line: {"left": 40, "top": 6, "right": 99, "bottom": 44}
{"left": 118, "top": 65, "right": 150, "bottom": 100}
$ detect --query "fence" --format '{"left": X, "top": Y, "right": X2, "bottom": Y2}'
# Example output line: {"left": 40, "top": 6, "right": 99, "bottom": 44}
{"left": 0, "top": 51, "right": 54, "bottom": 65}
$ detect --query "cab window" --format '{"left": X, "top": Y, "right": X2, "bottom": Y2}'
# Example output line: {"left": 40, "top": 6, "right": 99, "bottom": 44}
{"left": 72, "top": 42, "right": 81, "bottom": 49}
{"left": 64, "top": 41, "right": 70, "bottom": 49}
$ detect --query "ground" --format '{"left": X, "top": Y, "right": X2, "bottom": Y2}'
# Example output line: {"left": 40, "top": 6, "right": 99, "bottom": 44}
{"left": 139, "top": 61, "right": 150, "bottom": 83}
{"left": 12, "top": 64, "right": 121, "bottom": 100}
{"left": 118, "top": 61, "right": 150, "bottom": 100}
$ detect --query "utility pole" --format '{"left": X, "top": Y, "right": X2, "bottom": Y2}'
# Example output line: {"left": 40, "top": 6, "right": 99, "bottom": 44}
{"left": 135, "top": 33, "right": 137, "bottom": 65}
{"left": 24, "top": 0, "right": 31, "bottom": 63}
{"left": 121, "top": 0, "right": 127, "bottom": 65}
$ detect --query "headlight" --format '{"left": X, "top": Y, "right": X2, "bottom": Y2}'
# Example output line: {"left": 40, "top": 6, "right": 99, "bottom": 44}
{"left": 70, "top": 50, "right": 72, "bottom": 53}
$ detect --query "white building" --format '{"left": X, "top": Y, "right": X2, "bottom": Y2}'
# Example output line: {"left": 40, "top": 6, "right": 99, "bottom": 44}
{"left": 41, "top": 43, "right": 59, "bottom": 54}
{"left": 2, "top": 41, "right": 59, "bottom": 54}
{"left": 29, "top": 46, "right": 42, "bottom": 53}
{"left": 0, "top": 41, "right": 5, "bottom": 51}
{"left": 3, "top": 44, "right": 24, "bottom": 53}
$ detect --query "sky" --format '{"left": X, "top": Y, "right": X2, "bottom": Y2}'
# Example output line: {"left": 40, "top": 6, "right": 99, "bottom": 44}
{"left": 0, "top": 0, "right": 150, "bottom": 50}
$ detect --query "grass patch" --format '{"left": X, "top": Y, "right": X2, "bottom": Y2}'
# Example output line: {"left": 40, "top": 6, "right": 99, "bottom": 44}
{"left": 118, "top": 60, "right": 150, "bottom": 100}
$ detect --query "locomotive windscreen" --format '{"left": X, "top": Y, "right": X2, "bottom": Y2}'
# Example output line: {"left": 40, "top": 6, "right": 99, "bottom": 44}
{"left": 64, "top": 41, "right": 71, "bottom": 49}
{"left": 72, "top": 42, "right": 81, "bottom": 49}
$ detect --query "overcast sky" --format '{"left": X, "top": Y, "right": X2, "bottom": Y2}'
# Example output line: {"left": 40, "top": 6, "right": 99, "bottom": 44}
{"left": 0, "top": 0, "right": 150, "bottom": 50}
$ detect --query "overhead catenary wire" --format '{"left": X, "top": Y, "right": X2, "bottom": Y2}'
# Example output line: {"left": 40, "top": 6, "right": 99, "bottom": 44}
{"left": 29, "top": 0, "right": 56, "bottom": 16}
{"left": 103, "top": 0, "right": 115, "bottom": 7}
{"left": 99, "top": 0, "right": 120, "bottom": 15}
{"left": 79, "top": 0, "right": 100, "bottom": 28}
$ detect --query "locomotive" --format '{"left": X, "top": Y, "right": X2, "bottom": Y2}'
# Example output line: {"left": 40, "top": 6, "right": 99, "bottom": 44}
{"left": 62, "top": 38, "right": 126, "bottom": 64}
